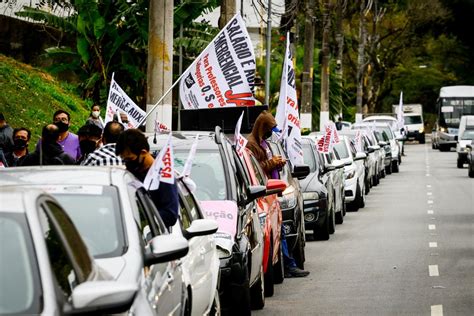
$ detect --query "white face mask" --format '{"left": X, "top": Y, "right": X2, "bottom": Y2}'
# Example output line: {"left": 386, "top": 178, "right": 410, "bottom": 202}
{"left": 92, "top": 110, "right": 100, "bottom": 118}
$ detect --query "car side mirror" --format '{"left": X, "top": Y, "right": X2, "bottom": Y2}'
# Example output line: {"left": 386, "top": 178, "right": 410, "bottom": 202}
{"left": 247, "top": 185, "right": 267, "bottom": 202}
{"left": 344, "top": 161, "right": 352, "bottom": 166}
{"left": 68, "top": 281, "right": 137, "bottom": 314}
{"left": 291, "top": 164, "right": 310, "bottom": 180}
{"left": 144, "top": 235, "right": 189, "bottom": 266}
{"left": 366, "top": 147, "right": 375, "bottom": 154}
{"left": 378, "top": 141, "right": 387, "bottom": 146}
{"left": 183, "top": 219, "right": 218, "bottom": 240}
{"left": 265, "top": 179, "right": 287, "bottom": 195}
{"left": 354, "top": 152, "right": 367, "bottom": 161}
{"left": 333, "top": 160, "right": 346, "bottom": 169}
{"left": 324, "top": 164, "right": 336, "bottom": 173}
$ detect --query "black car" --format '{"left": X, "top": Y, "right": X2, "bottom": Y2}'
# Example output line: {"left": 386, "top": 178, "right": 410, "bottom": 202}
{"left": 467, "top": 142, "right": 474, "bottom": 177}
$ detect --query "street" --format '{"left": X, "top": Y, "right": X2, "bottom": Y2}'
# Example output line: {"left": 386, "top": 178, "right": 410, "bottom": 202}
{"left": 256, "top": 140, "right": 474, "bottom": 315}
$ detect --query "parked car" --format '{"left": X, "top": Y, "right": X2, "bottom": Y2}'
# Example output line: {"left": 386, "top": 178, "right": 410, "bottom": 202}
{"left": 466, "top": 142, "right": 474, "bottom": 177}
{"left": 373, "top": 129, "right": 391, "bottom": 177}
{"left": 0, "top": 167, "right": 192, "bottom": 316}
{"left": 267, "top": 139, "right": 310, "bottom": 269}
{"left": 241, "top": 147, "right": 287, "bottom": 295}
{"left": 456, "top": 120, "right": 474, "bottom": 168}
{"left": 0, "top": 188, "right": 139, "bottom": 315}
{"left": 300, "top": 136, "right": 335, "bottom": 240}
{"left": 352, "top": 124, "right": 385, "bottom": 183}
{"left": 148, "top": 129, "right": 267, "bottom": 313}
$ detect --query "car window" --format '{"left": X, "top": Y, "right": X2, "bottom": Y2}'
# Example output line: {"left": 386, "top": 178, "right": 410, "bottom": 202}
{"left": 249, "top": 154, "right": 267, "bottom": 186}
{"left": 302, "top": 142, "right": 317, "bottom": 172}
{"left": 461, "top": 129, "right": 474, "bottom": 140}
{"left": 0, "top": 213, "right": 42, "bottom": 315}
{"left": 333, "top": 141, "right": 349, "bottom": 159}
{"left": 136, "top": 188, "right": 168, "bottom": 242}
{"left": 40, "top": 202, "right": 92, "bottom": 298}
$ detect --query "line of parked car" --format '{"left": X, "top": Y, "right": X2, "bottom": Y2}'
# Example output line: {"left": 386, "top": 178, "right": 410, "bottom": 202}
{"left": 0, "top": 114, "right": 406, "bottom": 316}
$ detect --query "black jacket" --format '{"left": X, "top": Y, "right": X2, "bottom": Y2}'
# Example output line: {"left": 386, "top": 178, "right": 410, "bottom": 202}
{"left": 21, "top": 142, "right": 75, "bottom": 166}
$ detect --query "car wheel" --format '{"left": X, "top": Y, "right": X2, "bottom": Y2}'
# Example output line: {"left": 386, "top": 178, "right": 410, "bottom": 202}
{"left": 250, "top": 265, "right": 265, "bottom": 310}
{"left": 293, "top": 231, "right": 305, "bottom": 269}
{"left": 314, "top": 212, "right": 330, "bottom": 240}
{"left": 419, "top": 135, "right": 425, "bottom": 144}
{"left": 209, "top": 289, "right": 221, "bottom": 316}
{"left": 432, "top": 142, "right": 436, "bottom": 149}
{"left": 386, "top": 164, "right": 392, "bottom": 175}
{"left": 264, "top": 240, "right": 274, "bottom": 297}
{"left": 469, "top": 165, "right": 474, "bottom": 178}
{"left": 365, "top": 176, "right": 370, "bottom": 194}
{"left": 273, "top": 242, "right": 284, "bottom": 284}
{"left": 457, "top": 158, "right": 464, "bottom": 168}
{"left": 439, "top": 144, "right": 450, "bottom": 152}
{"left": 392, "top": 161, "right": 399, "bottom": 173}
{"left": 231, "top": 264, "right": 251, "bottom": 315}
{"left": 352, "top": 183, "right": 363, "bottom": 211}
{"left": 328, "top": 207, "right": 336, "bottom": 234}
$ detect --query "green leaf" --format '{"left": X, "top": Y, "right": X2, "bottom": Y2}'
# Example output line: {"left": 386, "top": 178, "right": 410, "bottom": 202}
{"left": 76, "top": 37, "right": 90, "bottom": 64}
{"left": 93, "top": 16, "right": 106, "bottom": 40}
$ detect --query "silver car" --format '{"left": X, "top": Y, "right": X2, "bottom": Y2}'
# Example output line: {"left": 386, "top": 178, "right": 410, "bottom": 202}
{"left": 0, "top": 188, "right": 137, "bottom": 315}
{"left": 0, "top": 167, "right": 191, "bottom": 316}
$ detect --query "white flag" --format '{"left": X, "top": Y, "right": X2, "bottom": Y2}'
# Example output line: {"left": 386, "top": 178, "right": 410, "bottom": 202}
{"left": 354, "top": 130, "right": 364, "bottom": 153}
{"left": 105, "top": 73, "right": 146, "bottom": 129}
{"left": 234, "top": 111, "right": 248, "bottom": 157}
{"left": 397, "top": 91, "right": 405, "bottom": 129}
{"left": 179, "top": 14, "right": 256, "bottom": 109}
{"left": 143, "top": 133, "right": 174, "bottom": 190}
{"left": 275, "top": 33, "right": 303, "bottom": 165}
{"left": 182, "top": 134, "right": 199, "bottom": 177}
{"left": 154, "top": 120, "right": 170, "bottom": 133}
{"left": 317, "top": 122, "right": 337, "bottom": 153}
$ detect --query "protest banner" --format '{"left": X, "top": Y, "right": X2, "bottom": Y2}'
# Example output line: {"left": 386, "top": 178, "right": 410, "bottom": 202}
{"left": 182, "top": 134, "right": 199, "bottom": 177}
{"left": 275, "top": 33, "right": 303, "bottom": 165}
{"left": 179, "top": 13, "right": 256, "bottom": 110}
{"left": 105, "top": 73, "right": 146, "bottom": 129}
{"left": 234, "top": 111, "right": 248, "bottom": 157}
{"left": 143, "top": 133, "right": 174, "bottom": 190}
{"left": 397, "top": 91, "right": 405, "bottom": 129}
{"left": 317, "top": 121, "right": 339, "bottom": 153}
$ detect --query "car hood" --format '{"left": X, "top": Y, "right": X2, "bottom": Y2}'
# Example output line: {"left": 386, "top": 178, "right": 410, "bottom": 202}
{"left": 95, "top": 257, "right": 126, "bottom": 280}
{"left": 299, "top": 171, "right": 323, "bottom": 192}
{"left": 200, "top": 200, "right": 239, "bottom": 239}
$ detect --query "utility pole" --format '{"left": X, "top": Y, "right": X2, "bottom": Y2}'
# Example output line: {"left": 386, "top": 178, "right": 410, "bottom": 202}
{"left": 146, "top": 0, "right": 173, "bottom": 132}
{"left": 320, "top": 0, "right": 331, "bottom": 130}
{"left": 355, "top": 0, "right": 368, "bottom": 123}
{"left": 264, "top": 0, "right": 272, "bottom": 106}
{"left": 335, "top": 0, "right": 346, "bottom": 119}
{"left": 219, "top": 0, "right": 237, "bottom": 28}
{"left": 300, "top": 0, "right": 315, "bottom": 131}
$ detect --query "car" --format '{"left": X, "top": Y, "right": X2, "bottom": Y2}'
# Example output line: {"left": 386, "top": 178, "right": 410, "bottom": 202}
{"left": 0, "top": 166, "right": 191, "bottom": 316}
{"left": 352, "top": 124, "right": 386, "bottom": 183}
{"left": 147, "top": 129, "right": 266, "bottom": 313}
{"left": 0, "top": 187, "right": 139, "bottom": 315}
{"left": 300, "top": 136, "right": 335, "bottom": 240}
{"left": 466, "top": 142, "right": 474, "bottom": 177}
{"left": 333, "top": 135, "right": 367, "bottom": 211}
{"left": 456, "top": 116, "right": 474, "bottom": 168}
{"left": 267, "top": 139, "right": 310, "bottom": 269}
{"left": 373, "top": 129, "right": 391, "bottom": 177}
{"left": 241, "top": 147, "right": 287, "bottom": 295}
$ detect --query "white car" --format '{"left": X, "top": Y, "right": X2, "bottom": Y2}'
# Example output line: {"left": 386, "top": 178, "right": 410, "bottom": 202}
{"left": 0, "top": 167, "right": 193, "bottom": 316}
{"left": 0, "top": 188, "right": 138, "bottom": 315}
{"left": 333, "top": 135, "right": 367, "bottom": 211}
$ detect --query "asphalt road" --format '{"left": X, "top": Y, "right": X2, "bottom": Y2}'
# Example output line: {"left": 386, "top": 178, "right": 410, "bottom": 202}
{"left": 255, "top": 140, "right": 474, "bottom": 316}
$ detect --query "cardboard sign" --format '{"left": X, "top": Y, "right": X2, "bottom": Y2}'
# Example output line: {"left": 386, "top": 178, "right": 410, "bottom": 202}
{"left": 200, "top": 200, "right": 239, "bottom": 239}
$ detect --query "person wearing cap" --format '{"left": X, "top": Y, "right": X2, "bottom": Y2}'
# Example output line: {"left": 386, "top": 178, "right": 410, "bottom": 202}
{"left": 0, "top": 113, "right": 14, "bottom": 166}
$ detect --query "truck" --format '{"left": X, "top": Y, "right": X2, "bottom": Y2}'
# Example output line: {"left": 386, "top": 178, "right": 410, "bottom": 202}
{"left": 392, "top": 103, "right": 425, "bottom": 144}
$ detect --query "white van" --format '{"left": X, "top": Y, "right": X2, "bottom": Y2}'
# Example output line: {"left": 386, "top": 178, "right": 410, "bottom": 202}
{"left": 456, "top": 115, "right": 474, "bottom": 168}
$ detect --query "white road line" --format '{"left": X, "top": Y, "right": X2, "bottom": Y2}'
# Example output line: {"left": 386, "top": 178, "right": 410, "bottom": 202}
{"left": 429, "top": 224, "right": 436, "bottom": 230}
{"left": 429, "top": 242, "right": 438, "bottom": 248}
{"left": 427, "top": 185, "right": 432, "bottom": 188}
{"left": 427, "top": 192, "right": 433, "bottom": 196}
{"left": 429, "top": 265, "right": 440, "bottom": 276}
{"left": 428, "top": 200, "right": 434, "bottom": 204}
{"left": 431, "top": 305, "right": 443, "bottom": 316}
{"left": 428, "top": 210, "right": 434, "bottom": 214}
{"left": 426, "top": 174, "right": 431, "bottom": 177}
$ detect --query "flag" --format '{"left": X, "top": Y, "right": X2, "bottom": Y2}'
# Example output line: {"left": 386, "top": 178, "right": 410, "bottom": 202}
{"left": 179, "top": 13, "right": 256, "bottom": 109}
{"left": 182, "top": 134, "right": 200, "bottom": 177}
{"left": 317, "top": 121, "right": 338, "bottom": 153}
{"left": 143, "top": 133, "right": 174, "bottom": 190}
{"left": 154, "top": 120, "right": 170, "bottom": 133}
{"left": 234, "top": 111, "right": 248, "bottom": 157}
{"left": 397, "top": 91, "right": 405, "bottom": 129}
{"left": 105, "top": 73, "right": 146, "bottom": 129}
{"left": 354, "top": 130, "right": 364, "bottom": 153}
{"left": 275, "top": 33, "right": 303, "bottom": 165}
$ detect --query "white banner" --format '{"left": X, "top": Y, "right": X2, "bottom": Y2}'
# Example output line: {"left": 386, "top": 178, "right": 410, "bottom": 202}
{"left": 143, "top": 133, "right": 174, "bottom": 190}
{"left": 275, "top": 33, "right": 303, "bottom": 165}
{"left": 105, "top": 73, "right": 146, "bottom": 129}
{"left": 397, "top": 91, "right": 405, "bottom": 129}
{"left": 317, "top": 121, "right": 338, "bottom": 153}
{"left": 354, "top": 130, "right": 364, "bottom": 153}
{"left": 179, "top": 14, "right": 256, "bottom": 109}
{"left": 234, "top": 111, "right": 248, "bottom": 157}
{"left": 154, "top": 119, "right": 170, "bottom": 133}
{"left": 182, "top": 134, "right": 199, "bottom": 177}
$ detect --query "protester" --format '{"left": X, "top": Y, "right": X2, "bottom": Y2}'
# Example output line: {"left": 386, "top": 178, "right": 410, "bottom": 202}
{"left": 0, "top": 113, "right": 14, "bottom": 166}
{"left": 85, "top": 104, "right": 104, "bottom": 129}
{"left": 22, "top": 124, "right": 75, "bottom": 166}
{"left": 115, "top": 129, "right": 178, "bottom": 228}
{"left": 77, "top": 124, "right": 102, "bottom": 164}
{"left": 247, "top": 110, "right": 310, "bottom": 278}
{"left": 82, "top": 121, "right": 125, "bottom": 166}
{"left": 5, "top": 127, "right": 31, "bottom": 167}
{"left": 335, "top": 116, "right": 343, "bottom": 130}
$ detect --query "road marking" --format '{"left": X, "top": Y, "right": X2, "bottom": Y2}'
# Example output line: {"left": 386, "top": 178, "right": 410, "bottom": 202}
{"left": 427, "top": 192, "right": 433, "bottom": 196}
{"left": 428, "top": 210, "right": 434, "bottom": 214}
{"left": 429, "top": 224, "right": 436, "bottom": 230}
{"left": 426, "top": 174, "right": 431, "bottom": 177}
{"left": 428, "top": 200, "right": 434, "bottom": 204}
{"left": 426, "top": 185, "right": 432, "bottom": 188}
{"left": 429, "top": 265, "right": 439, "bottom": 276}
{"left": 429, "top": 242, "right": 438, "bottom": 248}
{"left": 431, "top": 305, "right": 443, "bottom": 316}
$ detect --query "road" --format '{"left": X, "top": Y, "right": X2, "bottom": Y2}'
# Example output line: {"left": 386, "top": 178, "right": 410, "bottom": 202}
{"left": 255, "top": 141, "right": 474, "bottom": 315}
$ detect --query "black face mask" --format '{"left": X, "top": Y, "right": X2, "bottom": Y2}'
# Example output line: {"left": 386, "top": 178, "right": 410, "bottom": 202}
{"left": 13, "top": 138, "right": 27, "bottom": 150}
{"left": 54, "top": 121, "right": 69, "bottom": 133}
{"left": 263, "top": 130, "right": 273, "bottom": 139}
{"left": 125, "top": 155, "right": 146, "bottom": 181}
{"left": 79, "top": 140, "right": 97, "bottom": 156}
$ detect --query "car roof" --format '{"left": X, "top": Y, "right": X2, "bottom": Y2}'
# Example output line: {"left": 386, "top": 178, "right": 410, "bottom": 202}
{"left": 353, "top": 122, "right": 390, "bottom": 128}
{"left": 0, "top": 166, "right": 127, "bottom": 187}
{"left": 0, "top": 187, "right": 45, "bottom": 213}
{"left": 144, "top": 131, "right": 220, "bottom": 151}
{"left": 363, "top": 116, "right": 396, "bottom": 122}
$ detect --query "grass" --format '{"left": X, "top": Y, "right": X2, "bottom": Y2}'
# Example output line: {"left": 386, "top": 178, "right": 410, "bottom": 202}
{"left": 0, "top": 54, "right": 91, "bottom": 151}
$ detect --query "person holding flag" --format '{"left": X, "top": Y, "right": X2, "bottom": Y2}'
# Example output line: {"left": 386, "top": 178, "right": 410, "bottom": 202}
{"left": 115, "top": 129, "right": 178, "bottom": 228}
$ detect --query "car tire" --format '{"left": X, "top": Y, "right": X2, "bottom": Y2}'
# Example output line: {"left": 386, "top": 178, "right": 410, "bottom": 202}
{"left": 457, "top": 158, "right": 464, "bottom": 168}
{"left": 469, "top": 168, "right": 474, "bottom": 178}
{"left": 392, "top": 161, "right": 399, "bottom": 173}
{"left": 264, "top": 240, "right": 274, "bottom": 297}
{"left": 419, "top": 135, "right": 426, "bottom": 144}
{"left": 365, "top": 176, "right": 370, "bottom": 194}
{"left": 293, "top": 231, "right": 305, "bottom": 270}
{"left": 232, "top": 264, "right": 251, "bottom": 315}
{"left": 250, "top": 265, "right": 265, "bottom": 310}
{"left": 273, "top": 242, "right": 284, "bottom": 284}
{"left": 352, "top": 183, "right": 363, "bottom": 211}
{"left": 314, "top": 213, "right": 330, "bottom": 240}
{"left": 386, "top": 163, "right": 392, "bottom": 175}
{"left": 439, "top": 144, "right": 450, "bottom": 152}
{"left": 328, "top": 207, "right": 336, "bottom": 234}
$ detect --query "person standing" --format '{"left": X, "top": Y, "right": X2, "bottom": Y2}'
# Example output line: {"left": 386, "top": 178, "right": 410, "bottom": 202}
{"left": 82, "top": 121, "right": 125, "bottom": 166}
{"left": 0, "top": 113, "right": 14, "bottom": 166}
{"left": 115, "top": 129, "right": 178, "bottom": 228}
{"left": 5, "top": 127, "right": 31, "bottom": 167}
{"left": 21, "top": 124, "right": 75, "bottom": 166}
{"left": 77, "top": 124, "right": 103, "bottom": 164}
{"left": 85, "top": 104, "right": 104, "bottom": 129}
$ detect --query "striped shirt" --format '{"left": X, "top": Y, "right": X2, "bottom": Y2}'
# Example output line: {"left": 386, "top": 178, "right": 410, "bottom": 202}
{"left": 81, "top": 143, "right": 124, "bottom": 167}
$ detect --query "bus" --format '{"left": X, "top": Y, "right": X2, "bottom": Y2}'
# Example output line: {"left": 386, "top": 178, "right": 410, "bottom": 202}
{"left": 432, "top": 86, "right": 474, "bottom": 151}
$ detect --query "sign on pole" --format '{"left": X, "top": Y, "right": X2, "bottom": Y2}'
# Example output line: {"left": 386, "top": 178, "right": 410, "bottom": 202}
{"left": 234, "top": 111, "right": 248, "bottom": 157}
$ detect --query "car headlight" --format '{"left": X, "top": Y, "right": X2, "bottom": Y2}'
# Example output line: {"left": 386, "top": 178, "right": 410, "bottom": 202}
{"left": 303, "top": 192, "right": 319, "bottom": 200}
{"left": 440, "top": 127, "right": 447, "bottom": 133}
{"left": 419, "top": 127, "right": 424, "bottom": 133}
{"left": 258, "top": 212, "right": 267, "bottom": 228}
{"left": 278, "top": 192, "right": 297, "bottom": 209}
{"left": 344, "top": 169, "right": 356, "bottom": 180}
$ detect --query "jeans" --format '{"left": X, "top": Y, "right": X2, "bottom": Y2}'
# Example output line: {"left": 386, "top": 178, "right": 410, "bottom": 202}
{"left": 281, "top": 224, "right": 297, "bottom": 269}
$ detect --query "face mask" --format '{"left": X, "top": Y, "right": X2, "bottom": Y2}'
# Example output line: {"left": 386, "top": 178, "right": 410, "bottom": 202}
{"left": 125, "top": 155, "right": 146, "bottom": 180}
{"left": 13, "top": 138, "right": 27, "bottom": 150}
{"left": 263, "top": 130, "right": 273, "bottom": 139}
{"left": 79, "top": 140, "right": 97, "bottom": 155}
{"left": 54, "top": 121, "right": 69, "bottom": 133}
{"left": 92, "top": 111, "right": 100, "bottom": 118}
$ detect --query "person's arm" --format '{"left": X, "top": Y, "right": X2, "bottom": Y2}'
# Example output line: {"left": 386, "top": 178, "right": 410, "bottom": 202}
{"left": 149, "top": 182, "right": 179, "bottom": 228}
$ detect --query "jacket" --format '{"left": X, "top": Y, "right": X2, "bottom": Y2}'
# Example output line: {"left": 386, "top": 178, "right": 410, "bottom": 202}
{"left": 21, "top": 142, "right": 76, "bottom": 166}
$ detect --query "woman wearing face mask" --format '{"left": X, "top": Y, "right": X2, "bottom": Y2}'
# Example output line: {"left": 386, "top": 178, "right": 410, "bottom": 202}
{"left": 86, "top": 104, "right": 104, "bottom": 129}
{"left": 5, "top": 127, "right": 31, "bottom": 167}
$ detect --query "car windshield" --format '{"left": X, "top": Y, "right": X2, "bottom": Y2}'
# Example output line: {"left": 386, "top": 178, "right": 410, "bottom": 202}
{"left": 51, "top": 186, "right": 126, "bottom": 258}
{"left": 174, "top": 150, "right": 227, "bottom": 201}
{"left": 461, "top": 129, "right": 474, "bottom": 140}
{"left": 380, "top": 127, "right": 394, "bottom": 139}
{"left": 333, "top": 141, "right": 350, "bottom": 159}
{"left": 404, "top": 115, "right": 422, "bottom": 124}
{"left": 302, "top": 143, "right": 317, "bottom": 172}
{"left": 0, "top": 213, "right": 42, "bottom": 315}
